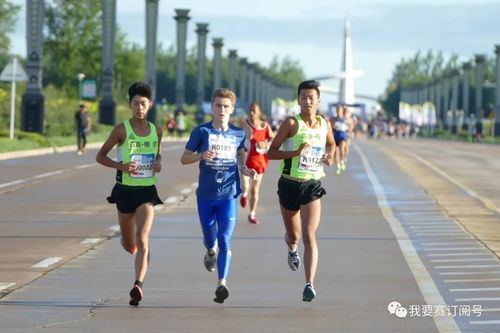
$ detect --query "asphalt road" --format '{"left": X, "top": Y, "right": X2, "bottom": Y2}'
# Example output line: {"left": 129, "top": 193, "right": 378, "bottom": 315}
{"left": 0, "top": 137, "right": 499, "bottom": 332}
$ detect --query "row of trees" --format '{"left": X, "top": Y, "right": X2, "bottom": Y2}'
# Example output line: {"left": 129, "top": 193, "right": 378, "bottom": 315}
{"left": 379, "top": 50, "right": 497, "bottom": 117}
{"left": 1, "top": 0, "right": 303, "bottom": 103}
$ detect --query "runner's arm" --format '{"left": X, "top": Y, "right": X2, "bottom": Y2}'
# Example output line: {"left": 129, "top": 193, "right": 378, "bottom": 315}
{"left": 267, "top": 117, "right": 308, "bottom": 160}
{"left": 95, "top": 125, "right": 131, "bottom": 172}
{"left": 153, "top": 126, "right": 163, "bottom": 172}
{"left": 322, "top": 120, "right": 336, "bottom": 166}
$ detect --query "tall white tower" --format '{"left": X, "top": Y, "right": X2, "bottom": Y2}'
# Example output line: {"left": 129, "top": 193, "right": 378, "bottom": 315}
{"left": 338, "top": 17, "right": 363, "bottom": 105}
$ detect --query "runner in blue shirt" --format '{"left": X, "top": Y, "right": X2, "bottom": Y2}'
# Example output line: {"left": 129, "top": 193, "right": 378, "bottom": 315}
{"left": 181, "top": 88, "right": 257, "bottom": 303}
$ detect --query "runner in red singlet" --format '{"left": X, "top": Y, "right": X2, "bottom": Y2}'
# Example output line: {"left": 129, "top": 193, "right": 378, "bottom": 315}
{"left": 240, "top": 103, "right": 274, "bottom": 224}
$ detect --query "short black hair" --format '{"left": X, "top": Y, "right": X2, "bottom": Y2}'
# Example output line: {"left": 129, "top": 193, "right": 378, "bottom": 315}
{"left": 297, "top": 80, "right": 320, "bottom": 98}
{"left": 128, "top": 81, "right": 152, "bottom": 101}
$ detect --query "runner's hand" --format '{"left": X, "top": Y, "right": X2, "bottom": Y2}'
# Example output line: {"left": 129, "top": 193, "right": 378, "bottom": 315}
{"left": 298, "top": 143, "right": 311, "bottom": 156}
{"left": 243, "top": 167, "right": 258, "bottom": 180}
{"left": 123, "top": 162, "right": 137, "bottom": 174}
{"left": 201, "top": 150, "right": 216, "bottom": 161}
{"left": 321, "top": 153, "right": 333, "bottom": 166}
{"left": 152, "top": 161, "right": 161, "bottom": 173}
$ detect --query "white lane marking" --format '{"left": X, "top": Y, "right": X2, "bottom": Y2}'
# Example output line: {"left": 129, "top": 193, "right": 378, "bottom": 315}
{"left": 421, "top": 242, "right": 478, "bottom": 246}
{"left": 450, "top": 287, "right": 500, "bottom": 292}
{"left": 413, "top": 233, "right": 465, "bottom": 236}
{"left": 406, "top": 222, "right": 452, "bottom": 225}
{"left": 75, "top": 163, "right": 96, "bottom": 169}
{"left": 0, "top": 282, "right": 15, "bottom": 291}
{"left": 428, "top": 253, "right": 492, "bottom": 257}
{"left": 481, "top": 308, "right": 500, "bottom": 312}
{"left": 0, "top": 179, "right": 26, "bottom": 189}
{"left": 445, "top": 278, "right": 500, "bottom": 283}
{"left": 431, "top": 258, "right": 496, "bottom": 263}
{"left": 404, "top": 150, "right": 500, "bottom": 214}
{"left": 435, "top": 265, "right": 500, "bottom": 269}
{"left": 456, "top": 297, "right": 500, "bottom": 302}
{"left": 32, "top": 170, "right": 65, "bottom": 179}
{"left": 470, "top": 320, "right": 500, "bottom": 325}
{"left": 108, "top": 225, "right": 120, "bottom": 232}
{"left": 424, "top": 247, "right": 483, "bottom": 251}
{"left": 180, "top": 188, "right": 192, "bottom": 194}
{"left": 191, "top": 182, "right": 198, "bottom": 187}
{"left": 440, "top": 271, "right": 500, "bottom": 276}
{"left": 354, "top": 143, "right": 459, "bottom": 332}
{"left": 409, "top": 226, "right": 458, "bottom": 230}
{"left": 154, "top": 205, "right": 163, "bottom": 211}
{"left": 80, "top": 238, "right": 103, "bottom": 245}
{"left": 0, "top": 164, "right": 98, "bottom": 190}
{"left": 32, "top": 257, "right": 62, "bottom": 268}
{"left": 164, "top": 196, "right": 177, "bottom": 204}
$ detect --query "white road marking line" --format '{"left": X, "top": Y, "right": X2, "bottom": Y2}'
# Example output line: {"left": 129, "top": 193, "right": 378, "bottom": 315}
{"left": 108, "top": 225, "right": 120, "bottom": 232}
{"left": 420, "top": 242, "right": 478, "bottom": 246}
{"left": 456, "top": 297, "right": 500, "bottom": 302}
{"left": 191, "top": 182, "right": 198, "bottom": 187}
{"left": 481, "top": 308, "right": 500, "bottom": 312}
{"left": 450, "top": 287, "right": 500, "bottom": 292}
{"left": 424, "top": 247, "right": 483, "bottom": 251}
{"left": 180, "top": 188, "right": 192, "bottom": 194}
{"left": 431, "top": 258, "right": 496, "bottom": 263}
{"left": 428, "top": 253, "right": 492, "bottom": 257}
{"left": 75, "top": 163, "right": 96, "bottom": 169}
{"left": 404, "top": 150, "right": 500, "bottom": 214}
{"left": 439, "top": 271, "right": 500, "bottom": 276}
{"left": 0, "top": 179, "right": 26, "bottom": 189}
{"left": 32, "top": 257, "right": 62, "bottom": 268}
{"left": 445, "top": 278, "right": 500, "bottom": 283}
{"left": 80, "top": 238, "right": 103, "bottom": 245}
{"left": 32, "top": 170, "right": 65, "bottom": 179}
{"left": 354, "top": 143, "right": 459, "bottom": 332}
{"left": 0, "top": 164, "right": 97, "bottom": 190}
{"left": 435, "top": 265, "right": 500, "bottom": 269}
{"left": 413, "top": 232, "right": 463, "bottom": 235}
{"left": 470, "top": 320, "right": 500, "bottom": 325}
{"left": 164, "top": 196, "right": 177, "bottom": 204}
{"left": 0, "top": 282, "right": 15, "bottom": 291}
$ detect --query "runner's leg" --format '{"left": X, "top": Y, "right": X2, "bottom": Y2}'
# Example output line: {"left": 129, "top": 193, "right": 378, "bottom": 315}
{"left": 118, "top": 211, "right": 137, "bottom": 254}
{"left": 215, "top": 199, "right": 237, "bottom": 283}
{"left": 134, "top": 202, "right": 154, "bottom": 282}
{"left": 280, "top": 205, "right": 301, "bottom": 251}
{"left": 249, "top": 173, "right": 263, "bottom": 214}
{"left": 300, "top": 199, "right": 321, "bottom": 285}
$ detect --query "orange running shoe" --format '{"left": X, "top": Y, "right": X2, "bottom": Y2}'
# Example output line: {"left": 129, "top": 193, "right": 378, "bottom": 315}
{"left": 248, "top": 215, "right": 260, "bottom": 224}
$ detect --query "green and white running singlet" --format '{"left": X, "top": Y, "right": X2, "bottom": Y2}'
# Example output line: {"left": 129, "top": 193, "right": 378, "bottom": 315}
{"left": 116, "top": 120, "right": 158, "bottom": 186}
{"left": 280, "top": 115, "right": 327, "bottom": 180}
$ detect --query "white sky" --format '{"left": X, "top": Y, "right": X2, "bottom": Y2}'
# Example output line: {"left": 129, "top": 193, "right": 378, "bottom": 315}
{"left": 7, "top": 0, "right": 500, "bottom": 107}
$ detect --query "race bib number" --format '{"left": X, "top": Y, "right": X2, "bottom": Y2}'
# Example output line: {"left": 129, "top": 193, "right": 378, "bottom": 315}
{"left": 208, "top": 134, "right": 237, "bottom": 161}
{"left": 130, "top": 153, "right": 155, "bottom": 178}
{"left": 298, "top": 146, "right": 325, "bottom": 172}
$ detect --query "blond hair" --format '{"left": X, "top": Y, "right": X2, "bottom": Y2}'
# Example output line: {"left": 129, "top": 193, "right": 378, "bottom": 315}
{"left": 211, "top": 88, "right": 237, "bottom": 106}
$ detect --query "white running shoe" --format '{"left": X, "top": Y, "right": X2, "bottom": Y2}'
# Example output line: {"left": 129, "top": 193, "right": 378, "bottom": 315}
{"left": 303, "top": 283, "right": 316, "bottom": 302}
{"left": 288, "top": 249, "right": 301, "bottom": 271}
{"left": 204, "top": 252, "right": 217, "bottom": 272}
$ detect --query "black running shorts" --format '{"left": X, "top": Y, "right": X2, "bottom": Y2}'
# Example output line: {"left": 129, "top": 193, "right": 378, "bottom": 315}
{"left": 277, "top": 176, "right": 326, "bottom": 211}
{"left": 107, "top": 183, "right": 163, "bottom": 214}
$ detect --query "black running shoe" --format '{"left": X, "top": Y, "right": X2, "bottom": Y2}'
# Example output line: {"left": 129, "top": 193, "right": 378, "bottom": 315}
{"left": 213, "top": 285, "right": 229, "bottom": 304}
{"left": 129, "top": 284, "right": 143, "bottom": 306}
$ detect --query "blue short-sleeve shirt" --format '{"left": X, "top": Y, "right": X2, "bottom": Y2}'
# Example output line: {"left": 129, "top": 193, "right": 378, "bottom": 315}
{"left": 185, "top": 122, "right": 246, "bottom": 200}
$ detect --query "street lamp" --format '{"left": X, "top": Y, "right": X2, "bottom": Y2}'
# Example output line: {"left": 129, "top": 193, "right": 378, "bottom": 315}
{"left": 77, "top": 73, "right": 85, "bottom": 104}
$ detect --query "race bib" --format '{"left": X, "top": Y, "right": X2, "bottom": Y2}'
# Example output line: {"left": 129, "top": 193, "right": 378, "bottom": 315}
{"left": 208, "top": 134, "right": 237, "bottom": 161}
{"left": 255, "top": 139, "right": 269, "bottom": 155}
{"left": 298, "top": 146, "right": 325, "bottom": 172}
{"left": 130, "top": 153, "right": 155, "bottom": 178}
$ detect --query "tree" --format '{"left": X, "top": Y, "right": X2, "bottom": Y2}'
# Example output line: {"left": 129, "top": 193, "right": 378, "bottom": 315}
{"left": 0, "top": 0, "right": 21, "bottom": 64}
{"left": 44, "top": 0, "right": 102, "bottom": 97}
{"left": 379, "top": 50, "right": 461, "bottom": 117}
